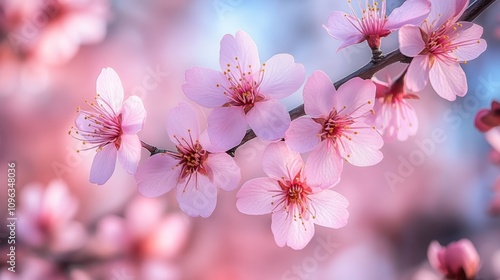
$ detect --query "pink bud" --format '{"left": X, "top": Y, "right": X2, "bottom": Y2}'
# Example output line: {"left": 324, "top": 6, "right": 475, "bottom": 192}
{"left": 428, "top": 239, "right": 481, "bottom": 280}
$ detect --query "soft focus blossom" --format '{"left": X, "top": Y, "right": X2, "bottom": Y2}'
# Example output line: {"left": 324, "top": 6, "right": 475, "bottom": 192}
{"left": 70, "top": 68, "right": 146, "bottom": 185}
{"left": 17, "top": 180, "right": 87, "bottom": 253}
{"left": 399, "top": 0, "right": 487, "bottom": 101}
{"left": 135, "top": 102, "right": 241, "bottom": 217}
{"left": 323, "top": 0, "right": 430, "bottom": 51}
{"left": 428, "top": 239, "right": 481, "bottom": 280}
{"left": 484, "top": 127, "right": 500, "bottom": 215}
{"left": 183, "top": 30, "right": 305, "bottom": 150}
{"left": 372, "top": 67, "right": 419, "bottom": 141}
{"left": 236, "top": 142, "right": 349, "bottom": 250}
{"left": 475, "top": 101, "right": 500, "bottom": 132}
{"left": 285, "top": 71, "right": 383, "bottom": 188}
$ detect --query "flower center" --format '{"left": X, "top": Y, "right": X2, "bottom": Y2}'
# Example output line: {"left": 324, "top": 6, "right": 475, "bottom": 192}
{"left": 316, "top": 110, "right": 355, "bottom": 142}
{"left": 169, "top": 130, "right": 210, "bottom": 181}
{"left": 275, "top": 174, "right": 313, "bottom": 217}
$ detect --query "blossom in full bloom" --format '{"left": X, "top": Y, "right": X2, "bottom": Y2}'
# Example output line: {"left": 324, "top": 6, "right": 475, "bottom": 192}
{"left": 372, "top": 66, "right": 419, "bottom": 141}
{"left": 70, "top": 68, "right": 146, "bottom": 185}
{"left": 399, "top": 0, "right": 487, "bottom": 101}
{"left": 183, "top": 30, "right": 305, "bottom": 150}
{"left": 428, "top": 239, "right": 481, "bottom": 280}
{"left": 236, "top": 142, "right": 349, "bottom": 250}
{"left": 323, "top": 0, "right": 430, "bottom": 51}
{"left": 135, "top": 102, "right": 241, "bottom": 218}
{"left": 475, "top": 100, "right": 500, "bottom": 132}
{"left": 285, "top": 71, "right": 384, "bottom": 188}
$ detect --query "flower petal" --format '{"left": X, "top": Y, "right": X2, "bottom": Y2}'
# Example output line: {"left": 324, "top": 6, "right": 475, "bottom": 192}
{"left": 117, "top": 134, "right": 142, "bottom": 175}
{"left": 96, "top": 68, "right": 124, "bottom": 113}
{"left": 207, "top": 106, "right": 247, "bottom": 150}
{"left": 121, "top": 96, "right": 146, "bottom": 135}
{"left": 262, "top": 142, "right": 303, "bottom": 181}
{"left": 135, "top": 154, "right": 181, "bottom": 197}
{"left": 304, "top": 141, "right": 342, "bottom": 189}
{"left": 89, "top": 144, "right": 117, "bottom": 185}
{"left": 285, "top": 117, "right": 322, "bottom": 153}
{"left": 427, "top": 0, "right": 460, "bottom": 31}
{"left": 303, "top": 70, "right": 336, "bottom": 118}
{"left": 334, "top": 77, "right": 376, "bottom": 119}
{"left": 429, "top": 60, "right": 467, "bottom": 101}
{"left": 451, "top": 22, "right": 487, "bottom": 62}
{"left": 271, "top": 208, "right": 315, "bottom": 250}
{"left": 258, "top": 54, "right": 305, "bottom": 99}
{"left": 166, "top": 102, "right": 200, "bottom": 144}
{"left": 405, "top": 55, "right": 430, "bottom": 92}
{"left": 236, "top": 177, "right": 280, "bottom": 215}
{"left": 246, "top": 99, "right": 291, "bottom": 141}
{"left": 323, "top": 11, "right": 364, "bottom": 50}
{"left": 338, "top": 125, "right": 384, "bottom": 166}
{"left": 385, "top": 0, "right": 430, "bottom": 30}
{"left": 206, "top": 153, "right": 241, "bottom": 191}
{"left": 428, "top": 241, "right": 446, "bottom": 274}
{"left": 183, "top": 67, "right": 230, "bottom": 108}
{"left": 309, "top": 190, "right": 349, "bottom": 229}
{"left": 176, "top": 174, "right": 218, "bottom": 218}
{"left": 399, "top": 25, "right": 426, "bottom": 57}
{"left": 219, "top": 31, "right": 260, "bottom": 79}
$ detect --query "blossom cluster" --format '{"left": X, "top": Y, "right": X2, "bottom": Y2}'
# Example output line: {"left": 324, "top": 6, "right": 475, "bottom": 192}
{"left": 72, "top": 0, "right": 488, "bottom": 252}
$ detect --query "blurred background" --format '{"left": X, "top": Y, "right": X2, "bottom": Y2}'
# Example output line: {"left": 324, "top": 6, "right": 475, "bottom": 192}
{"left": 0, "top": 0, "right": 500, "bottom": 279}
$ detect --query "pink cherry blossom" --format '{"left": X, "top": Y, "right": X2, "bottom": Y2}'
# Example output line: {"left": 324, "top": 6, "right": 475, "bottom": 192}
{"left": 475, "top": 100, "right": 500, "bottom": 132}
{"left": 135, "top": 102, "right": 241, "bottom": 218}
{"left": 428, "top": 239, "right": 481, "bottom": 280}
{"left": 372, "top": 67, "right": 419, "bottom": 141}
{"left": 236, "top": 142, "right": 349, "bottom": 250}
{"left": 70, "top": 68, "right": 146, "bottom": 185}
{"left": 285, "top": 71, "right": 384, "bottom": 188}
{"left": 183, "top": 31, "right": 305, "bottom": 150}
{"left": 323, "top": 0, "right": 430, "bottom": 51}
{"left": 399, "top": 0, "right": 487, "bottom": 101}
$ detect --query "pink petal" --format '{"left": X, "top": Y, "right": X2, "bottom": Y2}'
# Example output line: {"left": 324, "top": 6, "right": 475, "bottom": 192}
{"left": 334, "top": 77, "right": 376, "bottom": 119}
{"left": 262, "top": 142, "right": 303, "bottom": 181}
{"left": 207, "top": 106, "right": 247, "bottom": 150}
{"left": 271, "top": 208, "right": 315, "bottom": 250}
{"left": 117, "top": 134, "right": 142, "bottom": 175}
{"left": 372, "top": 77, "right": 390, "bottom": 98}
{"left": 89, "top": 143, "right": 117, "bottom": 185}
{"left": 219, "top": 31, "right": 261, "bottom": 79}
{"left": 385, "top": 0, "right": 430, "bottom": 30}
{"left": 399, "top": 25, "right": 426, "bottom": 57}
{"left": 427, "top": 0, "right": 460, "bottom": 31}
{"left": 486, "top": 127, "right": 500, "bottom": 152}
{"left": 309, "top": 190, "right": 349, "bottom": 229}
{"left": 236, "top": 177, "right": 281, "bottom": 215}
{"left": 454, "top": 0, "right": 470, "bottom": 21}
{"left": 304, "top": 141, "right": 342, "bottom": 189}
{"left": 451, "top": 22, "right": 487, "bottom": 62}
{"left": 95, "top": 68, "right": 124, "bottom": 113}
{"left": 183, "top": 67, "right": 230, "bottom": 108}
{"left": 475, "top": 109, "right": 492, "bottom": 132}
{"left": 52, "top": 221, "right": 87, "bottom": 253}
{"left": 406, "top": 55, "right": 430, "bottom": 92}
{"left": 428, "top": 241, "right": 446, "bottom": 274}
{"left": 121, "top": 96, "right": 146, "bottom": 135}
{"left": 206, "top": 153, "right": 241, "bottom": 191}
{"left": 323, "top": 11, "right": 364, "bottom": 50}
{"left": 446, "top": 239, "right": 480, "bottom": 278}
{"left": 303, "top": 70, "right": 336, "bottom": 118}
{"left": 246, "top": 99, "right": 291, "bottom": 141}
{"left": 74, "top": 113, "right": 94, "bottom": 140}
{"left": 285, "top": 117, "right": 322, "bottom": 153}
{"left": 135, "top": 154, "right": 180, "bottom": 197}
{"left": 429, "top": 60, "right": 467, "bottom": 101}
{"left": 258, "top": 54, "right": 305, "bottom": 99}
{"left": 176, "top": 174, "right": 218, "bottom": 218}
{"left": 166, "top": 102, "right": 200, "bottom": 144}
{"left": 338, "top": 126, "right": 384, "bottom": 166}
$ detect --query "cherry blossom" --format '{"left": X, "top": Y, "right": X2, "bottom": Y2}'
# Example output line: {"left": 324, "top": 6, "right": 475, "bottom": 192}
{"left": 399, "top": 0, "right": 487, "bottom": 101}
{"left": 285, "top": 71, "right": 384, "bottom": 188}
{"left": 183, "top": 31, "right": 305, "bottom": 150}
{"left": 236, "top": 142, "right": 349, "bottom": 250}
{"left": 135, "top": 102, "right": 241, "bottom": 218}
{"left": 372, "top": 67, "right": 419, "bottom": 141}
{"left": 323, "top": 0, "right": 430, "bottom": 51}
{"left": 475, "top": 100, "right": 500, "bottom": 132}
{"left": 428, "top": 239, "right": 481, "bottom": 280}
{"left": 70, "top": 68, "right": 146, "bottom": 185}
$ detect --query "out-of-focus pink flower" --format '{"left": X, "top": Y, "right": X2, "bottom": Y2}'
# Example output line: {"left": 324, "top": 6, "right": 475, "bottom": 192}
{"left": 475, "top": 101, "right": 500, "bottom": 132}
{"left": 489, "top": 178, "right": 500, "bottom": 216}
{"left": 70, "top": 68, "right": 146, "bottom": 185}
{"left": 372, "top": 67, "right": 419, "bottom": 141}
{"left": 17, "top": 180, "right": 87, "bottom": 253}
{"left": 285, "top": 71, "right": 383, "bottom": 188}
{"left": 427, "top": 239, "right": 481, "bottom": 280}
{"left": 323, "top": 0, "right": 430, "bottom": 51}
{"left": 236, "top": 142, "right": 349, "bottom": 250}
{"left": 135, "top": 102, "right": 241, "bottom": 217}
{"left": 399, "top": 0, "right": 487, "bottom": 101}
{"left": 183, "top": 30, "right": 305, "bottom": 150}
